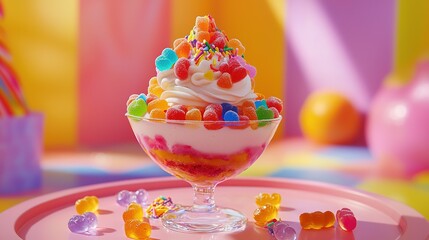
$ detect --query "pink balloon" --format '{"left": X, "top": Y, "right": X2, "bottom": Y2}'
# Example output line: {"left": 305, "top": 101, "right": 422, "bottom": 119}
{"left": 367, "top": 60, "right": 429, "bottom": 176}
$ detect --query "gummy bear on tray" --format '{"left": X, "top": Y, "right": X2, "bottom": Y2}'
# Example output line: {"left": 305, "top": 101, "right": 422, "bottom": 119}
{"left": 116, "top": 189, "right": 149, "bottom": 207}
{"left": 75, "top": 196, "right": 98, "bottom": 214}
{"left": 253, "top": 204, "right": 279, "bottom": 227}
{"left": 68, "top": 212, "right": 97, "bottom": 234}
{"left": 299, "top": 211, "right": 335, "bottom": 230}
{"left": 336, "top": 208, "right": 357, "bottom": 231}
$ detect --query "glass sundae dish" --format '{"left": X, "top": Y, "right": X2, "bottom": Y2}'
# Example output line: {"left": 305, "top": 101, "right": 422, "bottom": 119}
{"left": 126, "top": 15, "right": 283, "bottom": 233}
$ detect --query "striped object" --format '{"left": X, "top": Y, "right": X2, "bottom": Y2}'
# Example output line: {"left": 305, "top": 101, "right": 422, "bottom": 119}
{"left": 0, "top": 1, "right": 28, "bottom": 117}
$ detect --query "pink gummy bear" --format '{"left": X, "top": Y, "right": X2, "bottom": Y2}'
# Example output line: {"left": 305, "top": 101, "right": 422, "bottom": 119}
{"left": 336, "top": 208, "right": 357, "bottom": 231}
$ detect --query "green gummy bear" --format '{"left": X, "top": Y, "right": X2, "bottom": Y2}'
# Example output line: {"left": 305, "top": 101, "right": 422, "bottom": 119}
{"left": 127, "top": 98, "right": 147, "bottom": 118}
{"left": 256, "top": 106, "right": 274, "bottom": 127}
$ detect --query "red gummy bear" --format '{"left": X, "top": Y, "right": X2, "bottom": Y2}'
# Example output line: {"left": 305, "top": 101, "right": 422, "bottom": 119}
{"left": 266, "top": 96, "right": 283, "bottom": 113}
{"left": 174, "top": 58, "right": 191, "bottom": 80}
{"left": 166, "top": 107, "right": 185, "bottom": 120}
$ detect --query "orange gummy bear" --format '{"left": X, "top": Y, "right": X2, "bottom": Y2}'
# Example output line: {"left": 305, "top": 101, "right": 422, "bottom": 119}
{"left": 300, "top": 211, "right": 335, "bottom": 229}
{"left": 123, "top": 202, "right": 143, "bottom": 222}
{"left": 147, "top": 99, "right": 169, "bottom": 113}
{"left": 228, "top": 38, "right": 245, "bottom": 56}
{"left": 174, "top": 41, "right": 192, "bottom": 58}
{"left": 124, "top": 218, "right": 151, "bottom": 240}
{"left": 195, "top": 16, "right": 209, "bottom": 31}
{"left": 196, "top": 31, "right": 210, "bottom": 43}
{"left": 149, "top": 108, "right": 166, "bottom": 119}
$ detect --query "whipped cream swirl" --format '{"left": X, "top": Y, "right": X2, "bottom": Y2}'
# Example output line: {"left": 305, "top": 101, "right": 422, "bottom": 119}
{"left": 157, "top": 59, "right": 256, "bottom": 107}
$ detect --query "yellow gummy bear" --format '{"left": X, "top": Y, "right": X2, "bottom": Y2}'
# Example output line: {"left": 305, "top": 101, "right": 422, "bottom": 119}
{"left": 75, "top": 196, "right": 98, "bottom": 214}
{"left": 253, "top": 204, "right": 278, "bottom": 227}
{"left": 255, "top": 193, "right": 282, "bottom": 209}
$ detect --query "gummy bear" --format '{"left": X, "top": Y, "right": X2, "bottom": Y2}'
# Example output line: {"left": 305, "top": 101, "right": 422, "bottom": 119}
{"left": 195, "top": 16, "right": 209, "bottom": 31}
{"left": 68, "top": 212, "right": 98, "bottom": 234}
{"left": 174, "top": 58, "right": 191, "bottom": 80}
{"left": 75, "top": 196, "right": 98, "bottom": 215}
{"left": 124, "top": 218, "right": 151, "bottom": 240}
{"left": 270, "top": 107, "right": 280, "bottom": 119}
{"left": 272, "top": 221, "right": 297, "bottom": 240}
{"left": 205, "top": 104, "right": 223, "bottom": 117}
{"left": 147, "top": 99, "right": 169, "bottom": 113}
{"left": 242, "top": 100, "right": 256, "bottom": 109}
{"left": 117, "top": 189, "right": 149, "bottom": 207}
{"left": 149, "top": 108, "right": 166, "bottom": 119}
{"left": 218, "top": 62, "right": 229, "bottom": 73}
{"left": 336, "top": 208, "right": 357, "bottom": 231}
{"left": 166, "top": 107, "right": 186, "bottom": 120}
{"left": 155, "top": 55, "right": 172, "bottom": 72}
{"left": 186, "top": 108, "right": 202, "bottom": 121}
{"left": 243, "top": 106, "right": 258, "bottom": 130}
{"left": 231, "top": 67, "right": 247, "bottom": 83}
{"left": 221, "top": 103, "right": 238, "bottom": 116}
{"left": 228, "top": 38, "right": 245, "bottom": 56}
{"left": 299, "top": 211, "right": 335, "bottom": 230}
{"left": 256, "top": 106, "right": 274, "bottom": 123}
{"left": 228, "top": 57, "right": 242, "bottom": 73}
{"left": 148, "top": 76, "right": 158, "bottom": 86}
{"left": 255, "top": 193, "right": 282, "bottom": 209}
{"left": 266, "top": 96, "right": 283, "bottom": 113}
{"left": 161, "top": 48, "right": 178, "bottom": 64}
{"left": 196, "top": 31, "right": 210, "bottom": 42}
{"left": 253, "top": 204, "right": 278, "bottom": 227}
{"left": 155, "top": 48, "right": 178, "bottom": 71}
{"left": 123, "top": 202, "right": 143, "bottom": 222}
{"left": 217, "top": 72, "right": 233, "bottom": 89}
{"left": 224, "top": 110, "right": 239, "bottom": 122}
{"left": 127, "top": 98, "right": 147, "bottom": 118}
{"left": 174, "top": 41, "right": 191, "bottom": 58}
{"left": 255, "top": 99, "right": 268, "bottom": 109}
{"left": 203, "top": 109, "right": 223, "bottom": 130}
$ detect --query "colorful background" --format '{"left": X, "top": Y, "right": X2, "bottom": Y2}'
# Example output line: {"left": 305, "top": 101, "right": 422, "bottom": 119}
{"left": 1, "top": 0, "right": 429, "bottom": 223}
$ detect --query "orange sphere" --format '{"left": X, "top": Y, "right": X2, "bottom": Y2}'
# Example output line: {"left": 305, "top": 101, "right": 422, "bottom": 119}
{"left": 299, "top": 91, "right": 361, "bottom": 144}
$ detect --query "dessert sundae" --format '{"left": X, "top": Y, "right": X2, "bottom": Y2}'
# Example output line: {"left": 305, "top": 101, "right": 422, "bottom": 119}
{"left": 126, "top": 15, "right": 283, "bottom": 233}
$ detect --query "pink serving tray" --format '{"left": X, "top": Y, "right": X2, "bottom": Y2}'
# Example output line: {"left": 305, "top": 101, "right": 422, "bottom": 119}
{"left": 1, "top": 177, "right": 428, "bottom": 240}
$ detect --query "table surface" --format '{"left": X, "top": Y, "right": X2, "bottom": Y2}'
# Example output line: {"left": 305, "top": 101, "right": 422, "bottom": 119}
{"left": 1, "top": 138, "right": 429, "bottom": 222}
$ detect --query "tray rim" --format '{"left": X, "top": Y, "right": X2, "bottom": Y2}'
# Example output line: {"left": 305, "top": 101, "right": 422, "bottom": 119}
{"left": 0, "top": 176, "right": 428, "bottom": 240}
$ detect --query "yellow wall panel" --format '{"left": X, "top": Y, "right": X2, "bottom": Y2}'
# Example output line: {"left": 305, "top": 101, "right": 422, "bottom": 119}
{"left": 2, "top": 0, "right": 78, "bottom": 148}
{"left": 395, "top": 0, "right": 429, "bottom": 82}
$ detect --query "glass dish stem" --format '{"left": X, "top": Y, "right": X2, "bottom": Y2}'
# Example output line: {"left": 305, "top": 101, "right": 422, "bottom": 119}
{"left": 192, "top": 185, "right": 216, "bottom": 212}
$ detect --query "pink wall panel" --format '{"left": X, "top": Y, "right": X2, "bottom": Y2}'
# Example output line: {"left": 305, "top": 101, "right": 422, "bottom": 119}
{"left": 285, "top": 1, "right": 395, "bottom": 137}
{"left": 79, "top": 0, "right": 170, "bottom": 146}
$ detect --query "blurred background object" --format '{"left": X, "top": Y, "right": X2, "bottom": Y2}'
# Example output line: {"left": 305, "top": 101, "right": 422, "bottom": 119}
{"left": 300, "top": 90, "right": 362, "bottom": 145}
{"left": 367, "top": 60, "right": 429, "bottom": 177}
{"left": 0, "top": 1, "right": 44, "bottom": 194}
